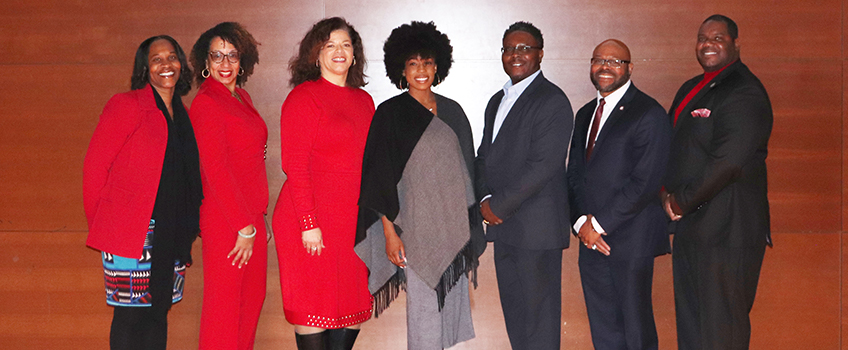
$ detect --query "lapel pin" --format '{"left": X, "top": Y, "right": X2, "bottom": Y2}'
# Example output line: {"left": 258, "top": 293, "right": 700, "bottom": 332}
{"left": 619, "top": 106, "right": 624, "bottom": 111}
{"left": 709, "top": 82, "right": 716, "bottom": 88}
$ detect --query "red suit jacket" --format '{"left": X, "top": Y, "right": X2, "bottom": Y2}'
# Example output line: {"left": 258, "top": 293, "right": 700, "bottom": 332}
{"left": 84, "top": 84, "right": 169, "bottom": 258}
{"left": 190, "top": 78, "right": 268, "bottom": 235}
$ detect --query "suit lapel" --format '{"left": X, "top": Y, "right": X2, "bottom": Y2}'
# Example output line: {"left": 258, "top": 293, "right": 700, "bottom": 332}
{"left": 492, "top": 72, "right": 546, "bottom": 149}
{"left": 586, "top": 84, "right": 638, "bottom": 165}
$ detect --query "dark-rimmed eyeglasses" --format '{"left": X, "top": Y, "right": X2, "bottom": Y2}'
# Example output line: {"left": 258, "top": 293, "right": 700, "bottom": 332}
{"left": 209, "top": 51, "right": 240, "bottom": 64}
{"left": 501, "top": 45, "right": 542, "bottom": 55}
{"left": 590, "top": 58, "right": 630, "bottom": 68}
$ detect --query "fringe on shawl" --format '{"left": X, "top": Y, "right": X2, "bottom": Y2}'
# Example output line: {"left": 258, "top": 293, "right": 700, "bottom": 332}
{"left": 434, "top": 240, "right": 477, "bottom": 311}
{"left": 371, "top": 240, "right": 478, "bottom": 316}
{"left": 372, "top": 267, "right": 406, "bottom": 318}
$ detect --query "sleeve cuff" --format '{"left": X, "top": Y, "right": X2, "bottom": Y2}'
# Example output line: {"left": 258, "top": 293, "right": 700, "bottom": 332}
{"left": 573, "top": 215, "right": 587, "bottom": 232}
{"left": 590, "top": 216, "right": 606, "bottom": 234}
{"left": 300, "top": 213, "right": 319, "bottom": 231}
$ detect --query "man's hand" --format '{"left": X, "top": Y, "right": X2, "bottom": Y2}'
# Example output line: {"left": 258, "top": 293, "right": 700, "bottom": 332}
{"left": 578, "top": 215, "right": 610, "bottom": 256}
{"left": 480, "top": 198, "right": 503, "bottom": 225}
{"left": 663, "top": 193, "right": 682, "bottom": 221}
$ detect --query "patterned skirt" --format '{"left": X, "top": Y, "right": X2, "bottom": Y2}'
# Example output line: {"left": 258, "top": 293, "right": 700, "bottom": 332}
{"left": 102, "top": 219, "right": 186, "bottom": 307}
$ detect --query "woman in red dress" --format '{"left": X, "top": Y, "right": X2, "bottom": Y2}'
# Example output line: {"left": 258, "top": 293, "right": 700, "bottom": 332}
{"left": 273, "top": 17, "right": 373, "bottom": 350}
{"left": 189, "top": 22, "right": 268, "bottom": 349}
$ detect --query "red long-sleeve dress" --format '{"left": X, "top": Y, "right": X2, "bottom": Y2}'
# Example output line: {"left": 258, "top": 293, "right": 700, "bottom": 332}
{"left": 273, "top": 77, "right": 374, "bottom": 328}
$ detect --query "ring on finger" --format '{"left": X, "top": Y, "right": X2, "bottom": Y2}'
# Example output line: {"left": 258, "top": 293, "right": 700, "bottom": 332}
{"left": 311, "top": 247, "right": 317, "bottom": 251}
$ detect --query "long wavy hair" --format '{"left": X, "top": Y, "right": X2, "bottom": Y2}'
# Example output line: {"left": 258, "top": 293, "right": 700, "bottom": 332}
{"left": 289, "top": 17, "right": 366, "bottom": 88}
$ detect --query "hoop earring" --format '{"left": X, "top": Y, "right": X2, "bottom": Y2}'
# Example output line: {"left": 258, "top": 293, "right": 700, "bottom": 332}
{"left": 315, "top": 59, "right": 320, "bottom": 68}
{"left": 434, "top": 73, "right": 441, "bottom": 86}
{"left": 238, "top": 67, "right": 244, "bottom": 76}
{"left": 202, "top": 68, "right": 210, "bottom": 78}
{"left": 352, "top": 57, "right": 356, "bottom": 66}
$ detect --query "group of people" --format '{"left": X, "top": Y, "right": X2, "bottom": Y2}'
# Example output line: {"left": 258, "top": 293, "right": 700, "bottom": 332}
{"left": 82, "top": 12, "right": 772, "bottom": 350}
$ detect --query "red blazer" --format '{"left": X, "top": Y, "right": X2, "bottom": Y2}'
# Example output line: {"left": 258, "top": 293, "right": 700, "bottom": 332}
{"left": 84, "top": 84, "right": 169, "bottom": 258}
{"left": 190, "top": 79, "right": 268, "bottom": 235}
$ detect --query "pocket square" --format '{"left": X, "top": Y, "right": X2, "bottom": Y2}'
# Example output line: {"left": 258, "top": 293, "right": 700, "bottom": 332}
{"left": 691, "top": 108, "right": 711, "bottom": 118}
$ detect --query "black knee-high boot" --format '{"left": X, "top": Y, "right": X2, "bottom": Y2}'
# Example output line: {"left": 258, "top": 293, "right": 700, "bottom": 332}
{"left": 295, "top": 331, "right": 327, "bottom": 350}
{"left": 327, "top": 328, "right": 360, "bottom": 350}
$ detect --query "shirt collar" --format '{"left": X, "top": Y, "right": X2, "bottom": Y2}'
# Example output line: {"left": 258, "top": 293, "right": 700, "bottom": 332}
{"left": 596, "top": 79, "right": 631, "bottom": 107}
{"left": 502, "top": 70, "right": 542, "bottom": 98}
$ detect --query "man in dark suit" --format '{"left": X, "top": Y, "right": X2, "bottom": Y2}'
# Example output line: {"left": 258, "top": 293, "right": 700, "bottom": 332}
{"left": 475, "top": 21, "right": 573, "bottom": 350}
{"left": 566, "top": 39, "right": 671, "bottom": 350}
{"left": 663, "top": 14, "right": 773, "bottom": 349}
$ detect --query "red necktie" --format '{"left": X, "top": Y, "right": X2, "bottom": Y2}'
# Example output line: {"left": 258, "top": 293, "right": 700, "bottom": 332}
{"left": 586, "top": 98, "right": 605, "bottom": 160}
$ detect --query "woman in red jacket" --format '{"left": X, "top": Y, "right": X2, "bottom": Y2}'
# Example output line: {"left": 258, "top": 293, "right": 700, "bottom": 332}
{"left": 84, "top": 35, "right": 201, "bottom": 350}
{"left": 274, "top": 17, "right": 373, "bottom": 350}
{"left": 189, "top": 22, "right": 268, "bottom": 350}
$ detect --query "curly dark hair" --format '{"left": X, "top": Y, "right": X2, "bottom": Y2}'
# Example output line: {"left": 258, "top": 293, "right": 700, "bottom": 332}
{"left": 383, "top": 21, "right": 453, "bottom": 90}
{"left": 131, "top": 35, "right": 192, "bottom": 96}
{"left": 190, "top": 22, "right": 260, "bottom": 87}
{"left": 289, "top": 17, "right": 366, "bottom": 88}
{"left": 503, "top": 21, "right": 544, "bottom": 49}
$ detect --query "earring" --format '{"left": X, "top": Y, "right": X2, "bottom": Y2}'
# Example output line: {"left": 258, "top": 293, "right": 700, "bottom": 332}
{"left": 315, "top": 59, "right": 320, "bottom": 68}
{"left": 352, "top": 57, "right": 356, "bottom": 66}
{"left": 434, "top": 73, "right": 441, "bottom": 85}
{"left": 202, "top": 68, "right": 210, "bottom": 78}
{"left": 238, "top": 67, "right": 244, "bottom": 76}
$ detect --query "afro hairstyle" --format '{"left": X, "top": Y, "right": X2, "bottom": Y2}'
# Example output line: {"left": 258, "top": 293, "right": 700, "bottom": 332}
{"left": 383, "top": 21, "right": 453, "bottom": 90}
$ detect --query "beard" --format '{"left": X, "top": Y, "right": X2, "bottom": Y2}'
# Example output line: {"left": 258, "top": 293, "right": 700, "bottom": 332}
{"left": 591, "top": 68, "right": 630, "bottom": 94}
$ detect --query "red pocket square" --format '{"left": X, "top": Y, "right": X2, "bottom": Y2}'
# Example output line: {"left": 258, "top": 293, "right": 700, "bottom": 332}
{"left": 691, "top": 108, "right": 711, "bottom": 118}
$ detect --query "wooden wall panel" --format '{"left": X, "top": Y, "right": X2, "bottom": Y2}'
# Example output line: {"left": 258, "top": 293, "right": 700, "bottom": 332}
{"left": 2, "top": 0, "right": 845, "bottom": 348}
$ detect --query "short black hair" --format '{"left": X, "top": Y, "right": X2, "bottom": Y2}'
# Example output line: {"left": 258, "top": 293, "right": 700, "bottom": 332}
{"left": 131, "top": 35, "right": 192, "bottom": 96}
{"left": 703, "top": 14, "right": 738, "bottom": 40}
{"left": 503, "top": 21, "right": 544, "bottom": 49}
{"left": 383, "top": 21, "right": 453, "bottom": 89}
{"left": 190, "top": 22, "right": 260, "bottom": 87}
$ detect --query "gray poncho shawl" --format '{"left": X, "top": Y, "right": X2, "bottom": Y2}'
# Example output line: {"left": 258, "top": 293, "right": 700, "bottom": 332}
{"left": 356, "top": 93, "right": 477, "bottom": 316}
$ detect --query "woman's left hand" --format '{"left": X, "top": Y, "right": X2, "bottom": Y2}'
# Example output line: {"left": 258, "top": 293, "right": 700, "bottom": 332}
{"left": 228, "top": 224, "right": 256, "bottom": 268}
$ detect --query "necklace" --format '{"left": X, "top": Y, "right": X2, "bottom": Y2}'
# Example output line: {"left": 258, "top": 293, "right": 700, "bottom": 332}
{"left": 231, "top": 90, "right": 242, "bottom": 103}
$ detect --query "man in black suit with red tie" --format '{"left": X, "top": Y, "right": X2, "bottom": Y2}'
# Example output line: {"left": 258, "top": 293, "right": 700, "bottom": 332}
{"left": 566, "top": 39, "right": 671, "bottom": 350}
{"left": 663, "top": 14, "right": 773, "bottom": 349}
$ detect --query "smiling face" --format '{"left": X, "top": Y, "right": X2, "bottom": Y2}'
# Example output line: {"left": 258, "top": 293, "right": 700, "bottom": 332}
{"left": 318, "top": 29, "right": 354, "bottom": 83}
{"left": 502, "top": 30, "right": 543, "bottom": 84}
{"left": 696, "top": 20, "right": 739, "bottom": 72}
{"left": 590, "top": 41, "right": 632, "bottom": 97}
{"left": 147, "top": 39, "right": 180, "bottom": 95}
{"left": 403, "top": 55, "right": 436, "bottom": 93}
{"left": 207, "top": 37, "right": 240, "bottom": 91}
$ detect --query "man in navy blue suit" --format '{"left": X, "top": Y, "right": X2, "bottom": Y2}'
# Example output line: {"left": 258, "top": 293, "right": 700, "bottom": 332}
{"left": 566, "top": 39, "right": 672, "bottom": 350}
{"left": 476, "top": 22, "right": 573, "bottom": 350}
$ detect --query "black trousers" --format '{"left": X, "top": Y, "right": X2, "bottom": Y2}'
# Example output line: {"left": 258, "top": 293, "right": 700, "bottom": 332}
{"left": 110, "top": 306, "right": 169, "bottom": 350}
{"left": 494, "top": 241, "right": 563, "bottom": 350}
{"left": 673, "top": 239, "right": 766, "bottom": 350}
{"left": 579, "top": 248, "right": 658, "bottom": 350}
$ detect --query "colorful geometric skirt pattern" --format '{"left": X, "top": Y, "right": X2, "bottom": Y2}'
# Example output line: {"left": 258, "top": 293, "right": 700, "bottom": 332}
{"left": 102, "top": 219, "right": 186, "bottom": 307}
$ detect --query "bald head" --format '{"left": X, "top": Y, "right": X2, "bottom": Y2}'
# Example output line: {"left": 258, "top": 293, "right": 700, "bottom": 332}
{"left": 590, "top": 39, "right": 633, "bottom": 96}
{"left": 593, "top": 39, "right": 631, "bottom": 61}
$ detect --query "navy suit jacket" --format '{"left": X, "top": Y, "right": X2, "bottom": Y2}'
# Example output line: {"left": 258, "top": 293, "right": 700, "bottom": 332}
{"left": 475, "top": 72, "right": 573, "bottom": 250}
{"left": 665, "top": 60, "right": 772, "bottom": 248}
{"left": 567, "top": 84, "right": 671, "bottom": 261}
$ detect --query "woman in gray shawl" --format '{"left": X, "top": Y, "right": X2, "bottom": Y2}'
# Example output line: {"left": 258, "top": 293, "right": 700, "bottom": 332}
{"left": 356, "top": 21, "right": 485, "bottom": 349}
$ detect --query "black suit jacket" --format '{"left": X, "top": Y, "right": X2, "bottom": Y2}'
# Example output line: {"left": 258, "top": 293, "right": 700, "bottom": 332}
{"left": 567, "top": 84, "right": 672, "bottom": 261}
{"left": 475, "top": 72, "right": 573, "bottom": 250}
{"left": 665, "top": 60, "right": 773, "bottom": 247}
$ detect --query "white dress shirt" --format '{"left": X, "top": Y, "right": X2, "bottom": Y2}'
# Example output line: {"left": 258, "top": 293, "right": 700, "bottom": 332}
{"left": 492, "top": 70, "right": 542, "bottom": 142}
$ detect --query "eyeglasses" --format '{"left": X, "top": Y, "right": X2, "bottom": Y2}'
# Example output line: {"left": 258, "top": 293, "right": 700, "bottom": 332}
{"left": 590, "top": 58, "right": 630, "bottom": 68}
{"left": 209, "top": 51, "right": 240, "bottom": 64}
{"left": 501, "top": 45, "right": 542, "bottom": 55}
